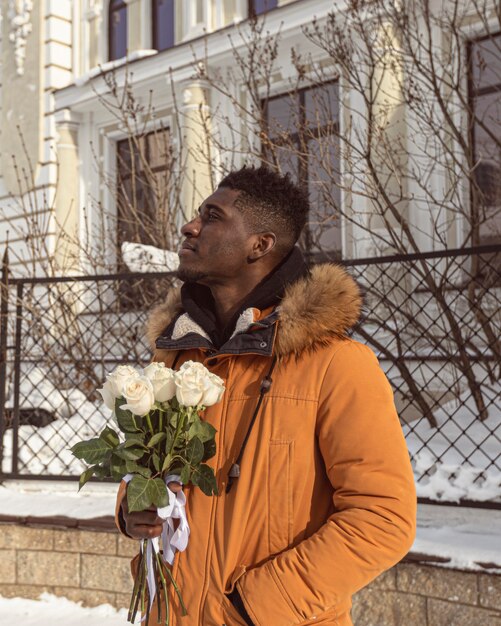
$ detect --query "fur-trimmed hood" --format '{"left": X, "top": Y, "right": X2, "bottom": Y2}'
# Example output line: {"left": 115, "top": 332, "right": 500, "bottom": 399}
{"left": 146, "top": 263, "right": 362, "bottom": 358}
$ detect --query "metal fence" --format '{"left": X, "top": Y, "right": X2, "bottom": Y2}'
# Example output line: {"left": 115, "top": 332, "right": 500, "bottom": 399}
{"left": 0, "top": 245, "right": 500, "bottom": 507}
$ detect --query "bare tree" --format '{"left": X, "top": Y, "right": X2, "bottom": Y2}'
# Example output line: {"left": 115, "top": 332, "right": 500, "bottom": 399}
{"left": 189, "top": 2, "right": 501, "bottom": 426}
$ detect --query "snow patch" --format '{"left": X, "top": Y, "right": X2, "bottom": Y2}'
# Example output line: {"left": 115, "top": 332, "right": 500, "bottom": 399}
{"left": 121, "top": 241, "right": 179, "bottom": 273}
{"left": 0, "top": 593, "right": 131, "bottom": 625}
{"left": 0, "top": 481, "right": 116, "bottom": 519}
{"left": 413, "top": 503, "right": 501, "bottom": 572}
{"left": 403, "top": 382, "right": 501, "bottom": 503}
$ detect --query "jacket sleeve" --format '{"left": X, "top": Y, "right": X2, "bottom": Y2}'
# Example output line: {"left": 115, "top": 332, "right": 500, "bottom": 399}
{"left": 236, "top": 341, "right": 417, "bottom": 626}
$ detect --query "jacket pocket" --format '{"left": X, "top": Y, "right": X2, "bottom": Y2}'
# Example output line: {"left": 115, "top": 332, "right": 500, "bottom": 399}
{"left": 221, "top": 590, "right": 250, "bottom": 626}
{"left": 268, "top": 440, "right": 294, "bottom": 555}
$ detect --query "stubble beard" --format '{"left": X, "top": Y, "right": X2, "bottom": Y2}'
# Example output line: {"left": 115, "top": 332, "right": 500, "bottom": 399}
{"left": 176, "top": 266, "right": 209, "bottom": 284}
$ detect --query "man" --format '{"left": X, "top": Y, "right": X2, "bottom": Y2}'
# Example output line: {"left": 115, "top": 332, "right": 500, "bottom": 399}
{"left": 116, "top": 166, "right": 416, "bottom": 625}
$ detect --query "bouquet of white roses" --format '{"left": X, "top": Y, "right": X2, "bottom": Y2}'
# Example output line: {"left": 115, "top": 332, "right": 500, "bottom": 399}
{"left": 71, "top": 360, "right": 224, "bottom": 625}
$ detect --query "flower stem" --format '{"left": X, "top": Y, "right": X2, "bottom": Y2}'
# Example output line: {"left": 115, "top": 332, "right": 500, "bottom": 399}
{"left": 128, "top": 542, "right": 147, "bottom": 623}
{"left": 140, "top": 539, "right": 148, "bottom": 619}
{"left": 163, "top": 561, "right": 188, "bottom": 616}
{"left": 145, "top": 413, "right": 154, "bottom": 435}
{"left": 155, "top": 551, "right": 170, "bottom": 626}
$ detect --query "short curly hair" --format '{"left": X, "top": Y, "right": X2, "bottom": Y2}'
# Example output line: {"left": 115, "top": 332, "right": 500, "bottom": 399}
{"left": 218, "top": 165, "right": 309, "bottom": 254}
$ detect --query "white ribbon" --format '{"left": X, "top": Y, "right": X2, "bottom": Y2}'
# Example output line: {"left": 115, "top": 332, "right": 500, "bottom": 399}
{"left": 123, "top": 473, "right": 190, "bottom": 610}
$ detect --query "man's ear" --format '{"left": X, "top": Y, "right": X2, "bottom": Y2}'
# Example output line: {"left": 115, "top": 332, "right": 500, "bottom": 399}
{"left": 249, "top": 232, "right": 276, "bottom": 260}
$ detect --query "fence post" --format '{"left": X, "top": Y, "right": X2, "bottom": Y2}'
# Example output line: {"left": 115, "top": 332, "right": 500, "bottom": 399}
{"left": 0, "top": 248, "right": 10, "bottom": 475}
{"left": 11, "top": 282, "right": 24, "bottom": 476}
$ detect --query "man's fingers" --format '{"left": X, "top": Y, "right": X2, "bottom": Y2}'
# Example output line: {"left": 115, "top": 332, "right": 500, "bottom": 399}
{"left": 120, "top": 482, "right": 183, "bottom": 539}
{"left": 127, "top": 523, "right": 164, "bottom": 540}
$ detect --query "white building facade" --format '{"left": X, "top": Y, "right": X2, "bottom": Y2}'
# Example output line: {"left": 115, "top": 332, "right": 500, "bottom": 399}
{"left": 0, "top": 0, "right": 499, "bottom": 275}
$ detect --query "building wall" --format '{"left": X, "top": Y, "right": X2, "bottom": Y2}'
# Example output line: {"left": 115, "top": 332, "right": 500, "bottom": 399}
{"left": 0, "top": 0, "right": 74, "bottom": 274}
{"left": 0, "top": 0, "right": 498, "bottom": 275}
{"left": 0, "top": 521, "right": 500, "bottom": 625}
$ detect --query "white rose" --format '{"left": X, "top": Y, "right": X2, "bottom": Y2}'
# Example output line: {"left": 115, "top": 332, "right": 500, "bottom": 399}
{"left": 144, "top": 362, "right": 177, "bottom": 402}
{"left": 97, "top": 379, "right": 116, "bottom": 411}
{"left": 175, "top": 361, "right": 225, "bottom": 407}
{"left": 175, "top": 361, "right": 208, "bottom": 407}
{"left": 106, "top": 365, "right": 139, "bottom": 397}
{"left": 201, "top": 372, "right": 225, "bottom": 407}
{"left": 121, "top": 375, "right": 155, "bottom": 416}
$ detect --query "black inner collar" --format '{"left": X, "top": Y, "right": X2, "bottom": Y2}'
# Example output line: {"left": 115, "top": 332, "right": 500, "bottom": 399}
{"left": 180, "top": 246, "right": 309, "bottom": 348}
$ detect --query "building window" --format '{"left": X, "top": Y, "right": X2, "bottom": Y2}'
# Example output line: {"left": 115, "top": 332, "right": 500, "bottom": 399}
{"left": 182, "top": 0, "right": 208, "bottom": 41}
{"left": 263, "top": 82, "right": 342, "bottom": 261}
{"left": 152, "top": 0, "right": 175, "bottom": 51}
{"left": 116, "top": 128, "right": 173, "bottom": 250}
{"left": 109, "top": 0, "right": 128, "bottom": 61}
{"left": 469, "top": 33, "right": 501, "bottom": 246}
{"left": 116, "top": 128, "right": 173, "bottom": 307}
{"left": 249, "top": 0, "right": 278, "bottom": 17}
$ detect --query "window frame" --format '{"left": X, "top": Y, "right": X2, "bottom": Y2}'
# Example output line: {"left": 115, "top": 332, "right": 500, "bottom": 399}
{"left": 467, "top": 31, "right": 501, "bottom": 246}
{"left": 262, "top": 80, "right": 342, "bottom": 261}
{"left": 248, "top": 0, "right": 279, "bottom": 18}
{"left": 108, "top": 0, "right": 128, "bottom": 62}
{"left": 152, "top": 0, "right": 176, "bottom": 52}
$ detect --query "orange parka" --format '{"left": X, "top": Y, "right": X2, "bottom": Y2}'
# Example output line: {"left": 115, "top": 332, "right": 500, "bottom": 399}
{"left": 116, "top": 263, "right": 417, "bottom": 626}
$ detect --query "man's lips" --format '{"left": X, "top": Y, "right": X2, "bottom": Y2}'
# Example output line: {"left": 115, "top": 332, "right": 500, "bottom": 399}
{"left": 179, "top": 242, "right": 197, "bottom": 254}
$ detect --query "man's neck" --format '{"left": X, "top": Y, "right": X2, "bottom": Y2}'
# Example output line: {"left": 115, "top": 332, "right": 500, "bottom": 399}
{"left": 210, "top": 276, "right": 266, "bottom": 329}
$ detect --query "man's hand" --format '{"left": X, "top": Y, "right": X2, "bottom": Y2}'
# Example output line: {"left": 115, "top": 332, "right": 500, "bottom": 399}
{"left": 121, "top": 481, "right": 182, "bottom": 539}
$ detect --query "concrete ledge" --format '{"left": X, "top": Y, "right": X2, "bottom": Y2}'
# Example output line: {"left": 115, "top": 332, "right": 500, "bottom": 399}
{"left": 1, "top": 519, "right": 500, "bottom": 622}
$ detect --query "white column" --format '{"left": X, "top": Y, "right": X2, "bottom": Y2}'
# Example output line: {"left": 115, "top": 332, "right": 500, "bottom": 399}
{"left": 54, "top": 108, "right": 82, "bottom": 272}
{"left": 179, "top": 77, "right": 215, "bottom": 220}
{"left": 84, "top": 0, "right": 103, "bottom": 69}
{"left": 125, "top": 0, "right": 143, "bottom": 53}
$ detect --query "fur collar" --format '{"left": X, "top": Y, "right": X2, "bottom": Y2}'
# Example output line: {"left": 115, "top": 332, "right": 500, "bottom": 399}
{"left": 146, "top": 264, "right": 361, "bottom": 358}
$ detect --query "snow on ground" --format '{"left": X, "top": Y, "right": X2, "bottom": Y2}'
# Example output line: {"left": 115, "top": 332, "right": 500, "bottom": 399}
{"left": 0, "top": 593, "right": 131, "bottom": 626}
{"left": 414, "top": 503, "right": 501, "bottom": 572}
{"left": 403, "top": 382, "right": 501, "bottom": 503}
{"left": 2, "top": 373, "right": 112, "bottom": 475}
{"left": 0, "top": 480, "right": 116, "bottom": 518}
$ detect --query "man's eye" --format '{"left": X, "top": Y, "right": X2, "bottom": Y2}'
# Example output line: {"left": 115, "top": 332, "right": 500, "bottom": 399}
{"left": 207, "top": 211, "right": 218, "bottom": 221}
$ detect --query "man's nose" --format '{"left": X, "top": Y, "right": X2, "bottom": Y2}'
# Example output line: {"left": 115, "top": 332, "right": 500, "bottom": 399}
{"left": 181, "top": 215, "right": 201, "bottom": 238}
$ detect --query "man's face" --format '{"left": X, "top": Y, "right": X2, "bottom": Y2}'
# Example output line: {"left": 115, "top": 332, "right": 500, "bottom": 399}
{"left": 177, "top": 187, "right": 256, "bottom": 285}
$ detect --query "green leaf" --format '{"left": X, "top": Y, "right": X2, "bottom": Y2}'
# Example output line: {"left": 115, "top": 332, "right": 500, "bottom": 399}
{"left": 164, "top": 429, "right": 173, "bottom": 454}
{"left": 99, "top": 426, "right": 120, "bottom": 448}
{"left": 123, "top": 437, "right": 146, "bottom": 449}
{"left": 147, "top": 432, "right": 166, "bottom": 448}
{"left": 127, "top": 475, "right": 153, "bottom": 512}
{"left": 124, "top": 432, "right": 146, "bottom": 445}
{"left": 180, "top": 463, "right": 191, "bottom": 485}
{"left": 202, "top": 438, "right": 216, "bottom": 462}
{"left": 78, "top": 466, "right": 98, "bottom": 491}
{"left": 110, "top": 457, "right": 127, "bottom": 481}
{"left": 188, "top": 418, "right": 216, "bottom": 443}
{"left": 150, "top": 478, "right": 169, "bottom": 507}
{"left": 71, "top": 438, "right": 110, "bottom": 464}
{"left": 115, "top": 398, "right": 141, "bottom": 433}
{"left": 161, "top": 453, "right": 173, "bottom": 473}
{"left": 113, "top": 444, "right": 145, "bottom": 461}
{"left": 151, "top": 452, "right": 161, "bottom": 472}
{"left": 93, "top": 464, "right": 111, "bottom": 479}
{"left": 191, "top": 464, "right": 218, "bottom": 496}
{"left": 185, "top": 437, "right": 204, "bottom": 465}
{"left": 125, "top": 460, "right": 152, "bottom": 479}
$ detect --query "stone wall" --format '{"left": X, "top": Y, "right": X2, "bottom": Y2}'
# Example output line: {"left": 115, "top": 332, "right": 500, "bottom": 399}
{"left": 1, "top": 521, "right": 500, "bottom": 625}
{"left": 0, "top": 521, "right": 135, "bottom": 610}
{"left": 352, "top": 563, "right": 501, "bottom": 626}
